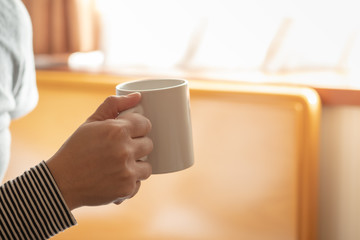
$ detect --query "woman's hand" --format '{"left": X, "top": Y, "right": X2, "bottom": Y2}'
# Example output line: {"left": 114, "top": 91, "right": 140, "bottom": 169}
{"left": 46, "top": 93, "right": 153, "bottom": 210}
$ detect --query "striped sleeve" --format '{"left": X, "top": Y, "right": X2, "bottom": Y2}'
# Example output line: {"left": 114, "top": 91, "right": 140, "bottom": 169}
{"left": 0, "top": 161, "right": 77, "bottom": 239}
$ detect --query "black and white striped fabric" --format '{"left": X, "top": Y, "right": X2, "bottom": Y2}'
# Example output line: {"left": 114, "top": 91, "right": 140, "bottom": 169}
{"left": 0, "top": 161, "right": 76, "bottom": 239}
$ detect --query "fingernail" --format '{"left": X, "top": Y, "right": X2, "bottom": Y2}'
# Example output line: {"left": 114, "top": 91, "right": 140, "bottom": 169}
{"left": 114, "top": 199, "right": 125, "bottom": 205}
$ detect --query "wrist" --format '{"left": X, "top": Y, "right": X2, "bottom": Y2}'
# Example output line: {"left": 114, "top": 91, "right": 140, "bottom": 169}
{"left": 45, "top": 157, "right": 80, "bottom": 211}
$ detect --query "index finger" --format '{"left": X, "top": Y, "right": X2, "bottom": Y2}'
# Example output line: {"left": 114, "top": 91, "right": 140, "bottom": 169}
{"left": 87, "top": 93, "right": 141, "bottom": 122}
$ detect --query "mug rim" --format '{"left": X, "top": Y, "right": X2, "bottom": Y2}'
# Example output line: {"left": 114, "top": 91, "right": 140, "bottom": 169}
{"left": 116, "top": 78, "right": 187, "bottom": 92}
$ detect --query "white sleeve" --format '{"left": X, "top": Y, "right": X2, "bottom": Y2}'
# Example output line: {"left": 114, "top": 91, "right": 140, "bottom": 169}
{"left": 0, "top": 0, "right": 38, "bottom": 121}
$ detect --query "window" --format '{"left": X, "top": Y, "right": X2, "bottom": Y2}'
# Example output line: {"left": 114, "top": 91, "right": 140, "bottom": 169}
{"left": 30, "top": 0, "right": 360, "bottom": 86}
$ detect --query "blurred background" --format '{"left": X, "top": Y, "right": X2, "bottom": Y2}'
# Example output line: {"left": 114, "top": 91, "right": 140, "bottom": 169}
{"left": 5, "top": 0, "right": 360, "bottom": 239}
{"left": 23, "top": 0, "right": 360, "bottom": 86}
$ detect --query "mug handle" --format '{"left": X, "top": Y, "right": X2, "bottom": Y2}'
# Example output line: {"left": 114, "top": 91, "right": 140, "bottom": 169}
{"left": 116, "top": 105, "right": 148, "bottom": 161}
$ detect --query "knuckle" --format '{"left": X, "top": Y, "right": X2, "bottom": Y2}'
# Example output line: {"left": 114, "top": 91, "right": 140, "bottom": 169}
{"left": 100, "top": 96, "right": 119, "bottom": 113}
{"left": 118, "top": 145, "right": 134, "bottom": 161}
{"left": 104, "top": 119, "right": 131, "bottom": 140}
{"left": 120, "top": 168, "right": 133, "bottom": 181}
{"left": 98, "top": 121, "right": 116, "bottom": 140}
{"left": 104, "top": 95, "right": 118, "bottom": 105}
{"left": 117, "top": 124, "right": 131, "bottom": 138}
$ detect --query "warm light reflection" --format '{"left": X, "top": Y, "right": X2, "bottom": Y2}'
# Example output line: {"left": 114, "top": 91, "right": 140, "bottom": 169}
{"left": 93, "top": 0, "right": 360, "bottom": 82}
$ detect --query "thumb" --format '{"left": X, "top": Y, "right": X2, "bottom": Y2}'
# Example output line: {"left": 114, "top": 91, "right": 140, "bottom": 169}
{"left": 87, "top": 92, "right": 141, "bottom": 122}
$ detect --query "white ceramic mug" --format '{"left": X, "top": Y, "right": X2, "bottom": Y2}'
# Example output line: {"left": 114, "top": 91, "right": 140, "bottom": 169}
{"left": 116, "top": 79, "right": 194, "bottom": 174}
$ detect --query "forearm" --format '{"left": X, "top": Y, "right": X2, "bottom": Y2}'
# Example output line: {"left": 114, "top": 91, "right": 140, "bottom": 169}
{"left": 0, "top": 161, "right": 76, "bottom": 239}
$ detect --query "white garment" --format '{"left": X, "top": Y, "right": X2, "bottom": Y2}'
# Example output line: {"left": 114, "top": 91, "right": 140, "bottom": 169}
{"left": 0, "top": 0, "right": 38, "bottom": 182}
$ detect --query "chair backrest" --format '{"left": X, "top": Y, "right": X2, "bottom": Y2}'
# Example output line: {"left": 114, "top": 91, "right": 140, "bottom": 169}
{"left": 183, "top": 80, "right": 320, "bottom": 240}
{"left": 7, "top": 72, "right": 321, "bottom": 240}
